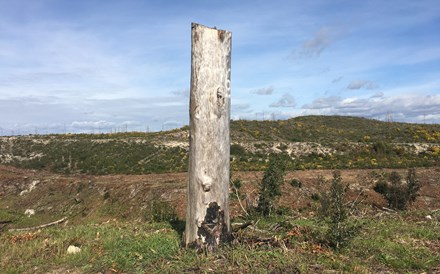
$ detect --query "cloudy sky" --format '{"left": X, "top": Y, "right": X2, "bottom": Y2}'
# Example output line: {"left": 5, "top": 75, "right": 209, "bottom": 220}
{"left": 1, "top": 0, "right": 439, "bottom": 134}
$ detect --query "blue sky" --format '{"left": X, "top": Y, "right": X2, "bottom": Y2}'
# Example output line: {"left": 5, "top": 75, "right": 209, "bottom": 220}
{"left": 0, "top": 0, "right": 439, "bottom": 134}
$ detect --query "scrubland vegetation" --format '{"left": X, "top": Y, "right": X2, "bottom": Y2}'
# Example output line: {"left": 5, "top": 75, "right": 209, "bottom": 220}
{"left": 1, "top": 116, "right": 439, "bottom": 273}
{"left": 1, "top": 116, "right": 439, "bottom": 174}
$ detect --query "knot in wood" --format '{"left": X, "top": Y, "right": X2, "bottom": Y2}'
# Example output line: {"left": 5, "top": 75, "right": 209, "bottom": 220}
{"left": 217, "top": 87, "right": 225, "bottom": 109}
{"left": 197, "top": 171, "right": 213, "bottom": 192}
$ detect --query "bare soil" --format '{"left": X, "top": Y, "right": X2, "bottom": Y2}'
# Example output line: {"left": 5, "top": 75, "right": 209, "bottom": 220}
{"left": 1, "top": 165, "right": 439, "bottom": 227}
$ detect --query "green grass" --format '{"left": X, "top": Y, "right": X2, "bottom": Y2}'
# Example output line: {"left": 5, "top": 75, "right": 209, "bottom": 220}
{"left": 2, "top": 213, "right": 438, "bottom": 273}
{"left": 0, "top": 208, "right": 64, "bottom": 229}
{"left": 347, "top": 217, "right": 440, "bottom": 271}
{"left": 0, "top": 222, "right": 181, "bottom": 273}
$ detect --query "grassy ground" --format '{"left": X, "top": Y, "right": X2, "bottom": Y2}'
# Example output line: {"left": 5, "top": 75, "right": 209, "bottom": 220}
{"left": 1, "top": 164, "right": 439, "bottom": 272}
{"left": 1, "top": 211, "right": 439, "bottom": 273}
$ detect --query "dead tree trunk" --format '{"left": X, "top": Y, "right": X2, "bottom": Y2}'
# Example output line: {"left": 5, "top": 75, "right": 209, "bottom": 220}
{"left": 185, "top": 23, "right": 232, "bottom": 250}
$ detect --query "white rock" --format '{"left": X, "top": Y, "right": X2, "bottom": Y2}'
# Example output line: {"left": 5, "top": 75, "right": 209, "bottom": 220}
{"left": 24, "top": 209, "right": 35, "bottom": 217}
{"left": 425, "top": 215, "right": 433, "bottom": 220}
{"left": 28, "top": 180, "right": 40, "bottom": 192}
{"left": 20, "top": 180, "right": 40, "bottom": 196}
{"left": 67, "top": 245, "right": 81, "bottom": 254}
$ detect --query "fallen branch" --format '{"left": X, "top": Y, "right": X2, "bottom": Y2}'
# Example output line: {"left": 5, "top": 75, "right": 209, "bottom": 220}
{"left": 9, "top": 217, "right": 67, "bottom": 232}
{"left": 0, "top": 220, "right": 12, "bottom": 232}
{"left": 277, "top": 237, "right": 288, "bottom": 252}
{"left": 230, "top": 222, "right": 269, "bottom": 234}
{"left": 232, "top": 222, "right": 252, "bottom": 232}
{"left": 235, "top": 235, "right": 289, "bottom": 251}
{"left": 381, "top": 207, "right": 397, "bottom": 213}
{"left": 248, "top": 225, "right": 270, "bottom": 234}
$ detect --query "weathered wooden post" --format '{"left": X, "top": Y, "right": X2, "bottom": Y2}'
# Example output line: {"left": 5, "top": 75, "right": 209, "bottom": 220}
{"left": 185, "top": 23, "right": 232, "bottom": 250}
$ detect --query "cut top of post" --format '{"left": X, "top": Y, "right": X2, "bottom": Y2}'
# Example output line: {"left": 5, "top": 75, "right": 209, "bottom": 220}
{"left": 191, "top": 22, "right": 231, "bottom": 39}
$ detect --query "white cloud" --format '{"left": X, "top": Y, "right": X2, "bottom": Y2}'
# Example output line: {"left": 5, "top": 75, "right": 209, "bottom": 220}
{"left": 270, "top": 93, "right": 296, "bottom": 108}
{"left": 347, "top": 80, "right": 378, "bottom": 90}
{"left": 302, "top": 96, "right": 341, "bottom": 109}
{"left": 163, "top": 120, "right": 181, "bottom": 126}
{"left": 291, "top": 27, "right": 340, "bottom": 59}
{"left": 71, "top": 120, "right": 115, "bottom": 129}
{"left": 302, "top": 92, "right": 440, "bottom": 122}
{"left": 232, "top": 103, "right": 252, "bottom": 112}
{"left": 370, "top": 92, "right": 384, "bottom": 98}
{"left": 331, "top": 76, "right": 343, "bottom": 83}
{"left": 171, "top": 89, "right": 190, "bottom": 98}
{"left": 0, "top": 95, "right": 189, "bottom": 134}
{"left": 1, "top": 0, "right": 439, "bottom": 133}
{"left": 250, "top": 86, "right": 274, "bottom": 95}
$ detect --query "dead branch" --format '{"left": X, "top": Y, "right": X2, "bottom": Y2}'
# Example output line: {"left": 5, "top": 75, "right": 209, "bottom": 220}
{"left": 9, "top": 217, "right": 67, "bottom": 232}
{"left": 232, "top": 221, "right": 252, "bottom": 232}
{"left": 380, "top": 207, "right": 397, "bottom": 213}
{"left": 248, "top": 225, "right": 270, "bottom": 234}
{"left": 349, "top": 188, "right": 365, "bottom": 207}
{"left": 277, "top": 237, "right": 288, "bottom": 252}
{"left": 234, "top": 186, "right": 249, "bottom": 216}
{"left": 0, "top": 220, "right": 12, "bottom": 232}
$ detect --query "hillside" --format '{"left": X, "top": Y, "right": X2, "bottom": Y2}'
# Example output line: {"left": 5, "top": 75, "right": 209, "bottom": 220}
{"left": 0, "top": 115, "right": 439, "bottom": 174}
{"left": 231, "top": 115, "right": 440, "bottom": 143}
{"left": 1, "top": 115, "right": 440, "bottom": 273}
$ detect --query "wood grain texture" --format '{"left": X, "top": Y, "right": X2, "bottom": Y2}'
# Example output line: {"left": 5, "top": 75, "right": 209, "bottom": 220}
{"left": 185, "top": 23, "right": 232, "bottom": 248}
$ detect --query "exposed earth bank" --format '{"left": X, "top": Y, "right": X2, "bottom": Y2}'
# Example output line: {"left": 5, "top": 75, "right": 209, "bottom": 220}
{"left": 1, "top": 165, "right": 439, "bottom": 229}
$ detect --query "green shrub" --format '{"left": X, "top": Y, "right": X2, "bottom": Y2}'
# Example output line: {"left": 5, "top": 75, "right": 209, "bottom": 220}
{"left": 289, "top": 178, "right": 302, "bottom": 188}
{"left": 373, "top": 179, "right": 388, "bottom": 194}
{"left": 256, "top": 154, "right": 287, "bottom": 216}
{"left": 232, "top": 178, "right": 242, "bottom": 190}
{"left": 372, "top": 141, "right": 393, "bottom": 155}
{"left": 386, "top": 172, "right": 407, "bottom": 210}
{"left": 318, "top": 171, "right": 357, "bottom": 249}
{"left": 230, "top": 144, "right": 246, "bottom": 156}
{"left": 373, "top": 169, "right": 421, "bottom": 210}
{"left": 406, "top": 168, "right": 420, "bottom": 203}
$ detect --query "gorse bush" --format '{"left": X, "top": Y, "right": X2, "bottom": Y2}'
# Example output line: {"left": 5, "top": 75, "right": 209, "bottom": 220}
{"left": 318, "top": 171, "right": 358, "bottom": 249}
{"left": 289, "top": 178, "right": 302, "bottom": 188}
{"left": 387, "top": 171, "right": 408, "bottom": 210}
{"left": 256, "top": 154, "right": 287, "bottom": 216}
{"left": 373, "top": 179, "right": 388, "bottom": 194}
{"left": 406, "top": 168, "right": 420, "bottom": 204}
{"left": 373, "top": 169, "right": 421, "bottom": 210}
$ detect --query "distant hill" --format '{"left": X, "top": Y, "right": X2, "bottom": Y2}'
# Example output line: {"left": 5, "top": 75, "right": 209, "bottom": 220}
{"left": 1, "top": 115, "right": 439, "bottom": 174}
{"left": 230, "top": 115, "right": 440, "bottom": 143}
